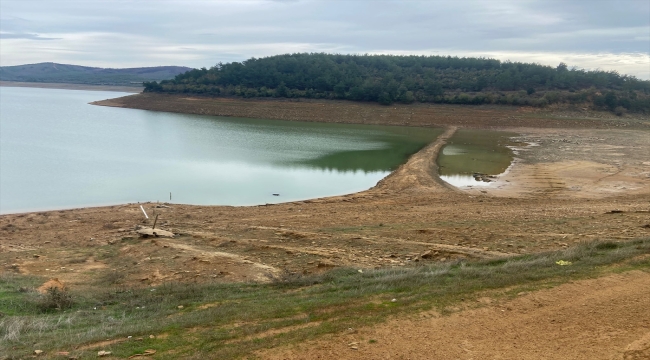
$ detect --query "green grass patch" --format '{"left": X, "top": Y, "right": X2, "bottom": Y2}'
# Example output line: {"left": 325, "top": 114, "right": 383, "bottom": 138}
{"left": 1, "top": 238, "right": 648, "bottom": 359}
{"left": 0, "top": 273, "right": 43, "bottom": 316}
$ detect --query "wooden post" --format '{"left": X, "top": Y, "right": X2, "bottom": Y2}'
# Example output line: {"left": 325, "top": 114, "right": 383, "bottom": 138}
{"left": 152, "top": 214, "right": 159, "bottom": 229}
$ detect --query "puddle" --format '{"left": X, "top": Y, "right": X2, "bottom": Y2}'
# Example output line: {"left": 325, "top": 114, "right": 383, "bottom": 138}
{"left": 440, "top": 174, "right": 494, "bottom": 187}
{"left": 437, "top": 129, "right": 516, "bottom": 188}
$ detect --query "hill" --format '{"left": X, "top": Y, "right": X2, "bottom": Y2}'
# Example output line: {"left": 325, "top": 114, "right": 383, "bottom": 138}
{"left": 0, "top": 63, "right": 192, "bottom": 87}
{"left": 144, "top": 53, "right": 650, "bottom": 114}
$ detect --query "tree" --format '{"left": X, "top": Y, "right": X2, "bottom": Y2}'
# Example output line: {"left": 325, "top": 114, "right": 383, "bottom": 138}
{"left": 378, "top": 92, "right": 393, "bottom": 105}
{"left": 149, "top": 53, "right": 650, "bottom": 112}
{"left": 275, "top": 82, "right": 288, "bottom": 97}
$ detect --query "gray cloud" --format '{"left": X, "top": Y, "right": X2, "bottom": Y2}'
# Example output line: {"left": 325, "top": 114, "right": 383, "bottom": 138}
{"left": 0, "top": 32, "right": 60, "bottom": 40}
{"left": 1, "top": 0, "right": 648, "bottom": 78}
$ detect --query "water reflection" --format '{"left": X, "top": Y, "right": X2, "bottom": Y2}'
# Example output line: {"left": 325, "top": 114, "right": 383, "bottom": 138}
{"left": 291, "top": 131, "right": 441, "bottom": 172}
{"left": 437, "top": 129, "right": 515, "bottom": 187}
{"left": 440, "top": 174, "right": 493, "bottom": 187}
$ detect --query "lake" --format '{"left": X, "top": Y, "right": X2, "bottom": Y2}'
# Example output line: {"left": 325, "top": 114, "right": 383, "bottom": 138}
{"left": 0, "top": 87, "right": 443, "bottom": 213}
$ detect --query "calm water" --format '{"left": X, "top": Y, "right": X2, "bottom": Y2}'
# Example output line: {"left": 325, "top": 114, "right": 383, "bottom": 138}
{"left": 0, "top": 87, "right": 442, "bottom": 213}
{"left": 437, "top": 129, "right": 515, "bottom": 187}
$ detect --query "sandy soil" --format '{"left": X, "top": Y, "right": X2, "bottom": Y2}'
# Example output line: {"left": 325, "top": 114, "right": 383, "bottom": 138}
{"left": 1, "top": 94, "right": 650, "bottom": 356}
{"left": 0, "top": 81, "right": 142, "bottom": 93}
{"left": 260, "top": 270, "right": 650, "bottom": 360}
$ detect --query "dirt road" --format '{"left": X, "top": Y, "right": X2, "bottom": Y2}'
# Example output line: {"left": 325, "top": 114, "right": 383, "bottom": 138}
{"left": 260, "top": 270, "right": 650, "bottom": 360}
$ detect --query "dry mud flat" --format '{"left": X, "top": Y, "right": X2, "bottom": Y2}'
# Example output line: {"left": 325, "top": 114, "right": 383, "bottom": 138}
{"left": 2, "top": 95, "right": 650, "bottom": 357}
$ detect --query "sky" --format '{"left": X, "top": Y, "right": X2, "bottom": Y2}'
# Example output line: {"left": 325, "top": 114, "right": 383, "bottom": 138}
{"left": 1, "top": 0, "right": 649, "bottom": 79}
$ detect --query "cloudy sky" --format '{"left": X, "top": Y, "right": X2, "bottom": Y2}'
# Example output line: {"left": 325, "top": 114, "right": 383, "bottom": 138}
{"left": 1, "top": 0, "right": 649, "bottom": 78}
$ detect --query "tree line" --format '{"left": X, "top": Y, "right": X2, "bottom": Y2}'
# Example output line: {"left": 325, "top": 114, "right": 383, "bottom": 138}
{"left": 144, "top": 53, "right": 650, "bottom": 114}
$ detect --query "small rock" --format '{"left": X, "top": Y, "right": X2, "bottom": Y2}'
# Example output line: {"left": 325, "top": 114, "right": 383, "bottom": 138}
{"left": 149, "top": 334, "right": 155, "bottom": 339}
{"left": 317, "top": 261, "right": 336, "bottom": 268}
{"left": 391, "top": 298, "right": 397, "bottom": 302}
{"left": 177, "top": 305, "right": 184, "bottom": 309}
{"left": 97, "top": 350, "right": 111, "bottom": 357}
{"left": 34, "top": 350, "right": 43, "bottom": 355}
{"left": 420, "top": 250, "right": 433, "bottom": 259}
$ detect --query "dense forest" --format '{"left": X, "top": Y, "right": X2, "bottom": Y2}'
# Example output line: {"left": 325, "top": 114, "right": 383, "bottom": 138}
{"left": 144, "top": 53, "right": 650, "bottom": 114}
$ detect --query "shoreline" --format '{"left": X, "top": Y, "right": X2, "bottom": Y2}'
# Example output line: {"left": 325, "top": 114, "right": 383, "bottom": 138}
{"left": 0, "top": 126, "right": 459, "bottom": 216}
{"left": 2, "top": 96, "right": 649, "bottom": 284}
{"left": 2, "top": 94, "right": 647, "bottom": 217}
{"left": 0, "top": 81, "right": 143, "bottom": 93}
{"left": 91, "top": 93, "right": 650, "bottom": 130}
{"left": 2, "top": 95, "right": 647, "bottom": 217}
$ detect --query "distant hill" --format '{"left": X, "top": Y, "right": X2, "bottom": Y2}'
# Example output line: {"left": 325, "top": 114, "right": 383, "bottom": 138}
{"left": 0, "top": 63, "right": 193, "bottom": 86}
{"left": 144, "top": 53, "right": 650, "bottom": 114}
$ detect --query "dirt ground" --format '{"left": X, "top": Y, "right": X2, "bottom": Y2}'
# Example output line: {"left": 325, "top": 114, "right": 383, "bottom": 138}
{"left": 92, "top": 93, "right": 650, "bottom": 129}
{"left": 1, "top": 94, "right": 650, "bottom": 357}
{"left": 260, "top": 270, "right": 650, "bottom": 360}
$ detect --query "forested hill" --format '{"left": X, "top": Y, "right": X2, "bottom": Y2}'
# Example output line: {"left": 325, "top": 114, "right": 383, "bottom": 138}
{"left": 0, "top": 63, "right": 192, "bottom": 86}
{"left": 144, "top": 53, "right": 650, "bottom": 114}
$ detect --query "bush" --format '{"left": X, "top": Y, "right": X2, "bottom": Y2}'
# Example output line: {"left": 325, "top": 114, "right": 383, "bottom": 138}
{"left": 614, "top": 106, "right": 626, "bottom": 116}
{"left": 36, "top": 287, "right": 74, "bottom": 312}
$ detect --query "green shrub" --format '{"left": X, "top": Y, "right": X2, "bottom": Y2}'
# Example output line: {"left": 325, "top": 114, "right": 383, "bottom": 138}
{"left": 36, "top": 287, "right": 74, "bottom": 312}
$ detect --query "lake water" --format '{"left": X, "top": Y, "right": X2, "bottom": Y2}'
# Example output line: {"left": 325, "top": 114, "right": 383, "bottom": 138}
{"left": 437, "top": 129, "right": 515, "bottom": 187}
{"left": 0, "top": 87, "right": 443, "bottom": 213}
